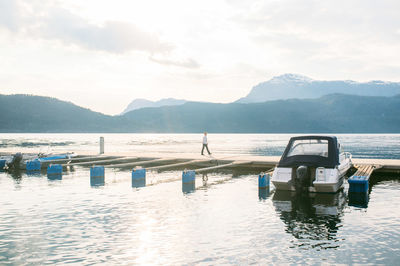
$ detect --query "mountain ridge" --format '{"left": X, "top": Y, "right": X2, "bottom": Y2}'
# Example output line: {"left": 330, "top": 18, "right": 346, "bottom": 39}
{"left": 121, "top": 98, "right": 187, "bottom": 115}
{"left": 121, "top": 74, "right": 400, "bottom": 115}
{"left": 1, "top": 93, "right": 400, "bottom": 133}
{"left": 237, "top": 74, "right": 400, "bottom": 103}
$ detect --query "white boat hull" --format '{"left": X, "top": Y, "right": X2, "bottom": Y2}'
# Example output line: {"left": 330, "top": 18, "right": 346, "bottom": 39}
{"left": 272, "top": 161, "right": 351, "bottom": 193}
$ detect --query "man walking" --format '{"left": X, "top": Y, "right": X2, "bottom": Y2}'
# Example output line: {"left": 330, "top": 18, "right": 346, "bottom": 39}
{"left": 201, "top": 132, "right": 211, "bottom": 155}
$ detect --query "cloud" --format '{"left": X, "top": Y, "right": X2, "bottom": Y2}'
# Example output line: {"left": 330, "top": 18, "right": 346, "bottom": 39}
{"left": 0, "top": 0, "right": 21, "bottom": 31}
{"left": 149, "top": 55, "right": 200, "bottom": 69}
{"left": 228, "top": 0, "right": 400, "bottom": 75}
{"left": 0, "top": 0, "right": 173, "bottom": 54}
{"left": 39, "top": 8, "right": 173, "bottom": 54}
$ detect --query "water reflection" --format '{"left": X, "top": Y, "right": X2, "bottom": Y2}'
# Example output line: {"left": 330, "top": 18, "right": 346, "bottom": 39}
{"left": 182, "top": 182, "right": 195, "bottom": 193}
{"left": 348, "top": 192, "right": 369, "bottom": 208}
{"left": 47, "top": 173, "right": 62, "bottom": 180}
{"left": 90, "top": 176, "right": 105, "bottom": 187}
{"left": 272, "top": 190, "right": 346, "bottom": 249}
{"left": 26, "top": 170, "right": 41, "bottom": 177}
{"left": 132, "top": 178, "right": 146, "bottom": 188}
{"left": 9, "top": 169, "right": 23, "bottom": 180}
{"left": 258, "top": 188, "right": 270, "bottom": 200}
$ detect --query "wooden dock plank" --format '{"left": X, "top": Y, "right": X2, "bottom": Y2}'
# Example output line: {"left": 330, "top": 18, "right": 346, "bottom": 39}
{"left": 147, "top": 159, "right": 213, "bottom": 171}
{"left": 43, "top": 155, "right": 117, "bottom": 164}
{"left": 194, "top": 161, "right": 252, "bottom": 173}
{"left": 105, "top": 158, "right": 174, "bottom": 168}
{"left": 64, "top": 156, "right": 137, "bottom": 166}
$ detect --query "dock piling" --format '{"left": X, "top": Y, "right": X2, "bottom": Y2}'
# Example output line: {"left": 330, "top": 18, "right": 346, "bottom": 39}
{"left": 100, "top": 137, "right": 105, "bottom": 154}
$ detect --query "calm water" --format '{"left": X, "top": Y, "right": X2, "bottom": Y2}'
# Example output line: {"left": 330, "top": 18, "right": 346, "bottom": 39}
{"left": 0, "top": 134, "right": 400, "bottom": 265}
{"left": 1, "top": 133, "right": 400, "bottom": 159}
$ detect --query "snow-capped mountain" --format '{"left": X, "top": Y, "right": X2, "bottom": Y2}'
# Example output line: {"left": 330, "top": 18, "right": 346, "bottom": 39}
{"left": 237, "top": 74, "right": 400, "bottom": 103}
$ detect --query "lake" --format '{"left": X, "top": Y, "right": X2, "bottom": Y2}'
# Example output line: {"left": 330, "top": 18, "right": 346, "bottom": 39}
{"left": 0, "top": 134, "right": 399, "bottom": 264}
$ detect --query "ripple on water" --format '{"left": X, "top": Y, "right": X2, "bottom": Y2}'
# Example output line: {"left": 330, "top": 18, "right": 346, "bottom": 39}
{"left": 0, "top": 166, "right": 400, "bottom": 264}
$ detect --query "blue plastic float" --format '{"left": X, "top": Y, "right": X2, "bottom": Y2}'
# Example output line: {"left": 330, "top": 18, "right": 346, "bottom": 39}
{"left": 132, "top": 168, "right": 146, "bottom": 187}
{"left": 348, "top": 175, "right": 369, "bottom": 193}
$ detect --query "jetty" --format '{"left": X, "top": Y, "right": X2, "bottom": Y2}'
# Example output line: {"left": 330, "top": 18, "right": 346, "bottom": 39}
{"left": 1, "top": 148, "right": 400, "bottom": 193}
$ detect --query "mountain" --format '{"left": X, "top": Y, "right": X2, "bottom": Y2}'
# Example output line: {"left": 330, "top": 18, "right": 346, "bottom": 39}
{"left": 1, "top": 93, "right": 400, "bottom": 133}
{"left": 0, "top": 94, "right": 118, "bottom": 132}
{"left": 237, "top": 74, "right": 400, "bottom": 103}
{"left": 121, "top": 94, "right": 400, "bottom": 133}
{"left": 121, "top": 98, "right": 187, "bottom": 115}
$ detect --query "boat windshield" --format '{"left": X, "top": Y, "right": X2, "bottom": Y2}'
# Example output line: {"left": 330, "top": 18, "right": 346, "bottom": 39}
{"left": 287, "top": 139, "right": 329, "bottom": 157}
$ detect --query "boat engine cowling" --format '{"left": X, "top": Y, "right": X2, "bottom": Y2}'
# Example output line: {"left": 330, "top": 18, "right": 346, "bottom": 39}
{"left": 7, "top": 152, "right": 23, "bottom": 170}
{"left": 294, "top": 165, "right": 310, "bottom": 193}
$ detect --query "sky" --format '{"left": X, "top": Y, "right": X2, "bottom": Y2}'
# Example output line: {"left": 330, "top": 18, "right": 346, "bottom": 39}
{"left": 0, "top": 0, "right": 400, "bottom": 115}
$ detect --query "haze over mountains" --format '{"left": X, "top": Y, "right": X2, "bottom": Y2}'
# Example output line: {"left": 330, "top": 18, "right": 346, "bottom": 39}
{"left": 2, "top": 74, "right": 400, "bottom": 133}
{"left": 121, "top": 74, "right": 400, "bottom": 113}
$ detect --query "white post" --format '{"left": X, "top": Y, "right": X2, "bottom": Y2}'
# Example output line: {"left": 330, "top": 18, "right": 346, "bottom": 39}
{"left": 100, "top": 136, "right": 104, "bottom": 154}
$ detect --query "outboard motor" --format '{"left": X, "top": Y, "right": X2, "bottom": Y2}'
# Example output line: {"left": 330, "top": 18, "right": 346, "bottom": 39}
{"left": 295, "top": 165, "right": 310, "bottom": 194}
{"left": 7, "top": 152, "right": 23, "bottom": 170}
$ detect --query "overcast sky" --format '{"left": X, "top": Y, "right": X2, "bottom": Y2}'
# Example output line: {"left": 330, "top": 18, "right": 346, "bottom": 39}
{"left": 1, "top": 0, "right": 400, "bottom": 115}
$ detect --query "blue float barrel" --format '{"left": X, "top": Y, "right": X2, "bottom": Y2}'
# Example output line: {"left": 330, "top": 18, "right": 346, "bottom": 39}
{"left": 132, "top": 168, "right": 146, "bottom": 187}
{"left": 348, "top": 176, "right": 369, "bottom": 193}
{"left": 26, "top": 159, "right": 41, "bottom": 172}
{"left": 90, "top": 166, "right": 105, "bottom": 178}
{"left": 47, "top": 164, "right": 62, "bottom": 180}
{"left": 90, "top": 166, "right": 105, "bottom": 186}
{"left": 0, "top": 159, "right": 6, "bottom": 169}
{"left": 182, "top": 170, "right": 196, "bottom": 184}
{"left": 258, "top": 173, "right": 270, "bottom": 188}
{"left": 47, "top": 164, "right": 62, "bottom": 174}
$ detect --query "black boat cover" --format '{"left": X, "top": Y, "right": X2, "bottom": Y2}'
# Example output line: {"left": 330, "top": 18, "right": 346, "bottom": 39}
{"left": 278, "top": 136, "right": 340, "bottom": 168}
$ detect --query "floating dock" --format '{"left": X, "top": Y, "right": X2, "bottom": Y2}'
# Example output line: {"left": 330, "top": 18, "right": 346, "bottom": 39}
{"left": 3, "top": 151, "right": 400, "bottom": 173}
{"left": 2, "top": 151, "right": 400, "bottom": 192}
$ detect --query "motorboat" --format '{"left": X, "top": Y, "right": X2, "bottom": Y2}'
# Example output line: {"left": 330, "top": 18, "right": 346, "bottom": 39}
{"left": 3, "top": 152, "right": 77, "bottom": 170}
{"left": 271, "top": 136, "right": 352, "bottom": 193}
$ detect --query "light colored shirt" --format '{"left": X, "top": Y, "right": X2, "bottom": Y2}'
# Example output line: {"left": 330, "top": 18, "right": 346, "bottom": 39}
{"left": 203, "top": 135, "right": 208, "bottom": 144}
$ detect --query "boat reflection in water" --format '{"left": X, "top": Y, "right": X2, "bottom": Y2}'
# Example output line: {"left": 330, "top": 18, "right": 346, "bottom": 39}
{"left": 272, "top": 190, "right": 346, "bottom": 249}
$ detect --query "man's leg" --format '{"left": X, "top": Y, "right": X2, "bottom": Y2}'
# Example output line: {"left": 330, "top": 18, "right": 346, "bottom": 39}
{"left": 201, "top": 144, "right": 205, "bottom": 155}
{"left": 206, "top": 144, "right": 211, "bottom": 155}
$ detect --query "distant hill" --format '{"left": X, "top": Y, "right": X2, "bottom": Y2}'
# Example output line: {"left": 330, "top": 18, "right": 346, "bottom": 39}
{"left": 237, "top": 74, "right": 400, "bottom": 103}
{"left": 122, "top": 94, "right": 400, "bottom": 133}
{"left": 0, "top": 94, "right": 118, "bottom": 132}
{"left": 1, "top": 93, "right": 400, "bottom": 133}
{"left": 121, "top": 98, "right": 187, "bottom": 114}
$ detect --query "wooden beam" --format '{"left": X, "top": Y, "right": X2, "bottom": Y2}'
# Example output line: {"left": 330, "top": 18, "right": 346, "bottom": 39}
{"left": 194, "top": 161, "right": 251, "bottom": 173}
{"left": 43, "top": 155, "right": 117, "bottom": 164}
{"left": 64, "top": 156, "right": 137, "bottom": 166}
{"left": 146, "top": 159, "right": 213, "bottom": 171}
{"left": 105, "top": 158, "right": 173, "bottom": 168}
